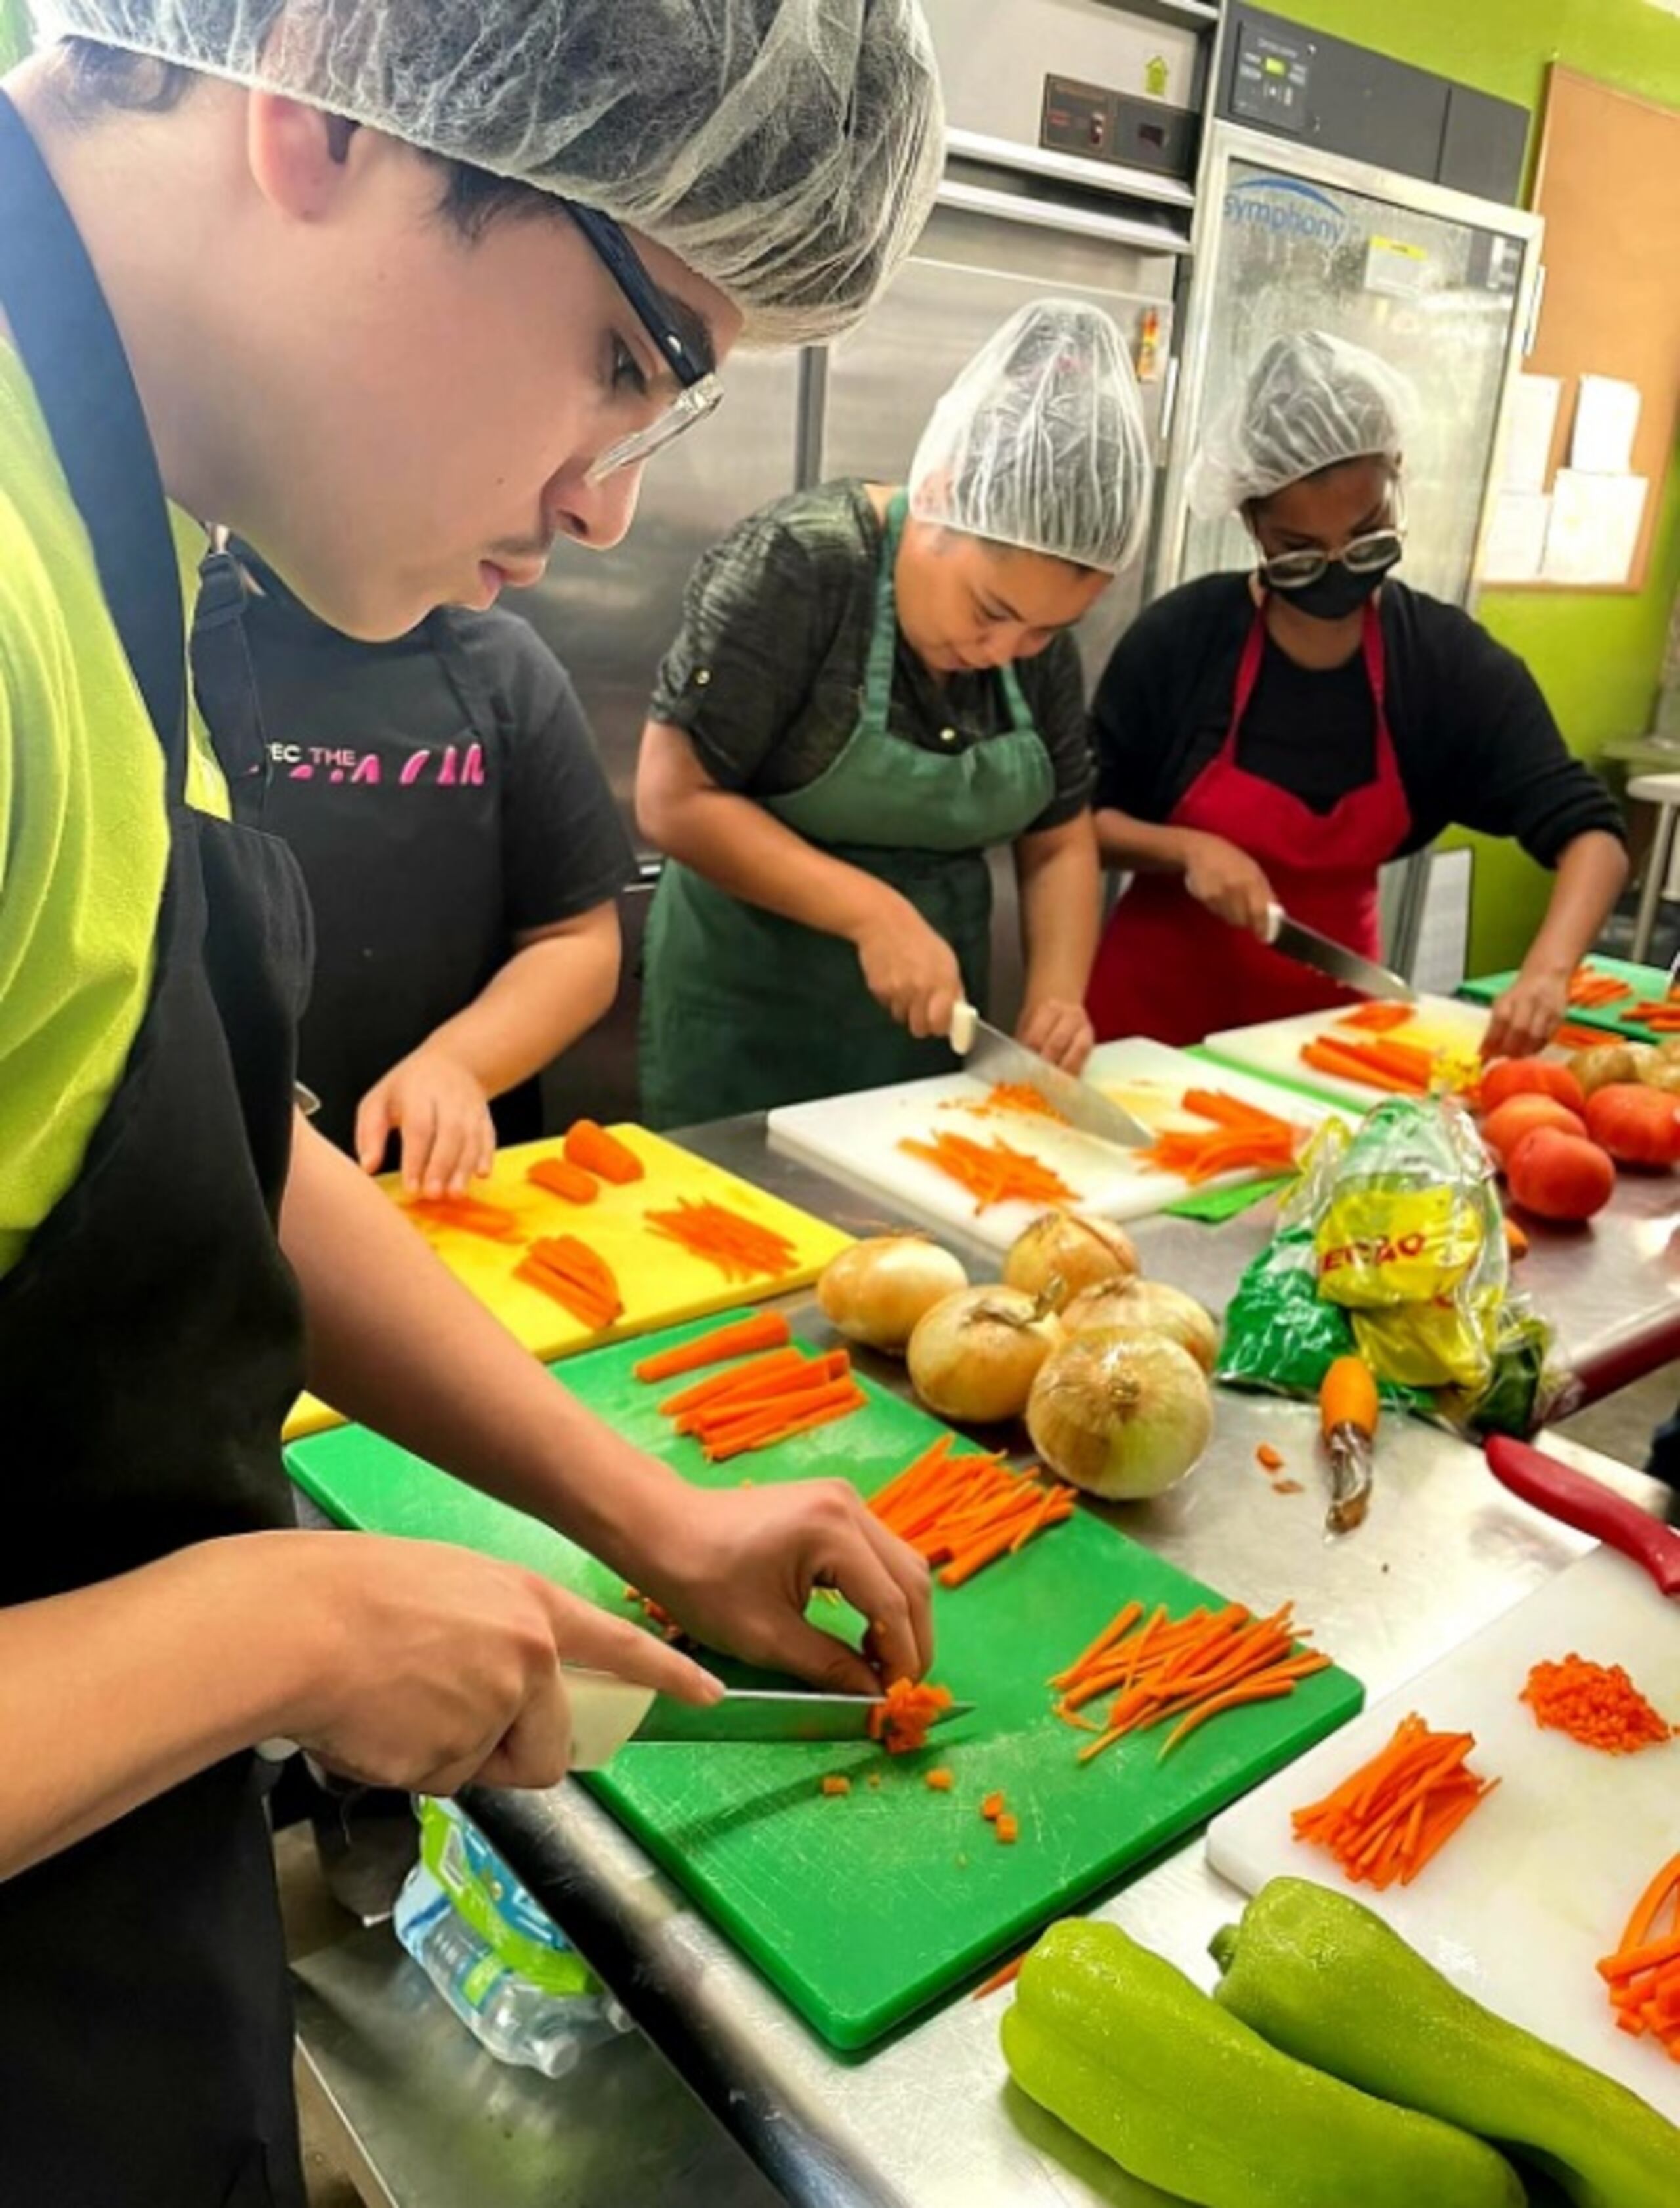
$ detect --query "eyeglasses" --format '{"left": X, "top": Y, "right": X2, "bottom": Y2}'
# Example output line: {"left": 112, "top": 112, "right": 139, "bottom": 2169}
{"left": 566, "top": 200, "right": 723, "bottom": 483}
{"left": 1257, "top": 487, "right": 1408, "bottom": 592}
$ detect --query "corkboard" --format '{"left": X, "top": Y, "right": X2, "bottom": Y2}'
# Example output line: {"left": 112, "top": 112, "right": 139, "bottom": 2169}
{"left": 1519, "top": 66, "right": 1680, "bottom": 594}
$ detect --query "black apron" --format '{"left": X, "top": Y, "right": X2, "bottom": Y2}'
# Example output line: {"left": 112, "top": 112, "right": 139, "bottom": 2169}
{"left": 0, "top": 95, "right": 312, "bottom": 2207}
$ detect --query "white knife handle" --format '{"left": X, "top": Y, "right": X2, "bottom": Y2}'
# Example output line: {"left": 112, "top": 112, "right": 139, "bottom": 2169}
{"left": 949, "top": 1000, "right": 978, "bottom": 1055}
{"left": 1262, "top": 902, "right": 1284, "bottom": 946}
{"left": 256, "top": 1668, "right": 658, "bottom": 1774}
{"left": 564, "top": 1669, "right": 657, "bottom": 1771}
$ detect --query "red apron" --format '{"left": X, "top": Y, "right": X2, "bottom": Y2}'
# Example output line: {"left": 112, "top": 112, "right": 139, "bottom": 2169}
{"left": 1086, "top": 599, "right": 1412, "bottom": 1046}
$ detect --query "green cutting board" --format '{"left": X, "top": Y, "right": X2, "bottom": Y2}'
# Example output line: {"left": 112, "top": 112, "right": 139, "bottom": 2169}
{"left": 285, "top": 1315, "right": 1364, "bottom": 2050}
{"left": 1461, "top": 954, "right": 1675, "bottom": 1044}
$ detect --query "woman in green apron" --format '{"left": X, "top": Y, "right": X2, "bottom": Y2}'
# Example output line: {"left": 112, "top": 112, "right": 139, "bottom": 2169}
{"left": 637, "top": 300, "right": 1153, "bottom": 1126}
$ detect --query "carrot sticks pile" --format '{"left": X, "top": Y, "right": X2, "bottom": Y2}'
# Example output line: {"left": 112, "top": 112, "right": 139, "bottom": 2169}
{"left": 899, "top": 1128, "right": 1080, "bottom": 1213}
{"left": 1049, "top": 1600, "right": 1330, "bottom": 1764}
{"left": 1339, "top": 1002, "right": 1415, "bottom": 1033}
{"left": 402, "top": 1192, "right": 522, "bottom": 1242}
{"left": 643, "top": 1197, "right": 799, "bottom": 1281}
{"left": 1625, "top": 996, "right": 1680, "bottom": 1032}
{"left": 1519, "top": 1653, "right": 1672, "bottom": 1753}
{"left": 1299, "top": 1031, "right": 1437, "bottom": 1094}
{"left": 1598, "top": 1853, "right": 1680, "bottom": 2062}
{"left": 1569, "top": 967, "right": 1633, "bottom": 1009}
{"left": 1141, "top": 1087, "right": 1303, "bottom": 1185}
{"left": 656, "top": 1344, "right": 866, "bottom": 1462}
{"left": 1292, "top": 1712, "right": 1498, "bottom": 1889}
{"left": 632, "top": 1310, "right": 791, "bottom": 1383}
{"left": 516, "top": 1235, "right": 625, "bottom": 1330}
{"left": 868, "top": 1433, "right": 1076, "bottom": 1587}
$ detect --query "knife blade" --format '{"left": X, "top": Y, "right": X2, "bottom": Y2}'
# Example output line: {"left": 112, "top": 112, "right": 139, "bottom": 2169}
{"left": 949, "top": 1002, "right": 1153, "bottom": 1148}
{"left": 565, "top": 1672, "right": 975, "bottom": 1770}
{"left": 1484, "top": 1437, "right": 1680, "bottom": 1598}
{"left": 1263, "top": 905, "right": 1415, "bottom": 1004}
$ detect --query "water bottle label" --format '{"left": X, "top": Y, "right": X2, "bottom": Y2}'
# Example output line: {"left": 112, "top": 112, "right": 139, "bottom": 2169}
{"left": 417, "top": 1800, "right": 597, "bottom": 1999}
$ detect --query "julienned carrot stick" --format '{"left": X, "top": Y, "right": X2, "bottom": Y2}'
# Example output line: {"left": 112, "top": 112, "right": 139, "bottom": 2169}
{"left": 404, "top": 1192, "right": 523, "bottom": 1242}
{"left": 868, "top": 1442, "right": 1076, "bottom": 1585}
{"left": 658, "top": 1347, "right": 807, "bottom": 1416}
{"left": 633, "top": 1311, "right": 791, "bottom": 1383}
{"left": 1301, "top": 1039, "right": 1425, "bottom": 1094}
{"left": 898, "top": 1130, "right": 1080, "bottom": 1214}
{"left": 654, "top": 1342, "right": 868, "bottom": 1460}
{"left": 644, "top": 1197, "right": 799, "bottom": 1280}
{"left": 1292, "top": 1713, "right": 1497, "bottom": 1889}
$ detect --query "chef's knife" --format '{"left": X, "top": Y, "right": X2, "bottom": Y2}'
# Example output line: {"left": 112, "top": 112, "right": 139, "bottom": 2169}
{"left": 1263, "top": 905, "right": 1415, "bottom": 1005}
{"left": 259, "top": 1677, "right": 974, "bottom": 1772}
{"left": 949, "top": 1002, "right": 1153, "bottom": 1148}
{"left": 1484, "top": 1437, "right": 1680, "bottom": 1598}
{"left": 566, "top": 1672, "right": 975, "bottom": 1769}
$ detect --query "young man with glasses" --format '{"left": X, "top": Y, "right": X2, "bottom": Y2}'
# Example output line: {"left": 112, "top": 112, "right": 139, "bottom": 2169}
{"left": 0, "top": 7, "right": 940, "bottom": 2199}
{"left": 1084, "top": 330, "right": 1626, "bottom": 1057}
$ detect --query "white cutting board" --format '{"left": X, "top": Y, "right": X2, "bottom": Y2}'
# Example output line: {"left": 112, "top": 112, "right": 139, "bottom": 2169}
{"left": 1206, "top": 1544, "right": 1680, "bottom": 2125}
{"left": 1203, "top": 995, "right": 1490, "bottom": 1111}
{"left": 765, "top": 1040, "right": 1344, "bottom": 1252}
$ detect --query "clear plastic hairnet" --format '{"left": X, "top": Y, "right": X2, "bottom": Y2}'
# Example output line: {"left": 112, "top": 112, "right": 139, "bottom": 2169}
{"left": 35, "top": 1, "right": 945, "bottom": 347}
{"left": 908, "top": 299, "right": 1153, "bottom": 573}
{"left": 1188, "top": 329, "right": 1416, "bottom": 517}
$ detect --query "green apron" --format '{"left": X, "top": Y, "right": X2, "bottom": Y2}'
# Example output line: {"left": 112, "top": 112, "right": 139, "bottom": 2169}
{"left": 641, "top": 493, "right": 1056, "bottom": 1128}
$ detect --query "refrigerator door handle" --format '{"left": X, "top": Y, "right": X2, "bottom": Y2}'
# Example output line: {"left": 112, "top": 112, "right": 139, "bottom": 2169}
{"left": 1158, "top": 352, "right": 1182, "bottom": 458}
{"left": 933, "top": 179, "right": 1192, "bottom": 258}
{"left": 1522, "top": 262, "right": 1547, "bottom": 358}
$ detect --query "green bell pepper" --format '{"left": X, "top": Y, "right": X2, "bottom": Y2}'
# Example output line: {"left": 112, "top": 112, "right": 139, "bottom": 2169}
{"left": 1002, "top": 1918, "right": 1524, "bottom": 2208}
{"left": 1212, "top": 1878, "right": 1680, "bottom": 2208}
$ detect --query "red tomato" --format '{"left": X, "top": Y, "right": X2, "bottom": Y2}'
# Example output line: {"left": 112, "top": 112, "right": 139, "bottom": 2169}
{"left": 1482, "top": 1094, "right": 1588, "bottom": 1166}
{"left": 1583, "top": 1083, "right": 1680, "bottom": 1169}
{"left": 1479, "top": 1059, "right": 1587, "bottom": 1116}
{"left": 1504, "top": 1127, "right": 1615, "bottom": 1222}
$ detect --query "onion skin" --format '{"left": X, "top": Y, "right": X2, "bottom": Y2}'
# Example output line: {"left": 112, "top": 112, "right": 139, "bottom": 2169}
{"left": 1059, "top": 1278, "right": 1221, "bottom": 1375}
{"left": 906, "top": 1285, "right": 1060, "bottom": 1424}
{"left": 816, "top": 1237, "right": 967, "bottom": 1354}
{"left": 1026, "top": 1328, "right": 1213, "bottom": 1500}
{"left": 1002, "top": 1210, "right": 1140, "bottom": 1307}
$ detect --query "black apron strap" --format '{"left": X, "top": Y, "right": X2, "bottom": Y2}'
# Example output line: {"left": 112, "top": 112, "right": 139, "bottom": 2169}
{"left": 0, "top": 92, "right": 188, "bottom": 796}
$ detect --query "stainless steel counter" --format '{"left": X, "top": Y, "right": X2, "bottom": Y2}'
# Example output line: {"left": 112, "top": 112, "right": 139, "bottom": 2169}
{"left": 460, "top": 1113, "right": 1674, "bottom": 2208}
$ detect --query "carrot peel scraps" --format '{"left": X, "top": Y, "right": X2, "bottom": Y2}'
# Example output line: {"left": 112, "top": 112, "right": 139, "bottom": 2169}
{"left": 868, "top": 1678, "right": 954, "bottom": 1755}
{"left": 1292, "top": 1712, "right": 1497, "bottom": 1890}
{"left": 1520, "top": 1654, "right": 1671, "bottom": 1754}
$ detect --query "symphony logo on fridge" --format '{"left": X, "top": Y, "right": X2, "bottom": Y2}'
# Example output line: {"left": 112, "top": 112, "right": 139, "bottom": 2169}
{"left": 1223, "top": 176, "right": 1349, "bottom": 248}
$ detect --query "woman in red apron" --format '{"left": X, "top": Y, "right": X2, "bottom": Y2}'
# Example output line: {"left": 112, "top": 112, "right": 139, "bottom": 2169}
{"left": 1087, "top": 331, "right": 1628, "bottom": 1056}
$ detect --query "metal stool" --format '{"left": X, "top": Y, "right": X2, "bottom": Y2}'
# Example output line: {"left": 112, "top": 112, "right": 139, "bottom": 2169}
{"left": 1628, "top": 770, "right": 1680, "bottom": 962}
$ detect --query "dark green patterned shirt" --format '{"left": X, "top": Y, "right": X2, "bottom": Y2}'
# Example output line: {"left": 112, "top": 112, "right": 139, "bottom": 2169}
{"left": 649, "top": 479, "right": 1093, "bottom": 831}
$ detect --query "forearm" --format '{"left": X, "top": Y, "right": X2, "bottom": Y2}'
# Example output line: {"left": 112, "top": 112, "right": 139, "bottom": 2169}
{"left": 1521, "top": 832, "right": 1629, "bottom": 979}
{"left": 1018, "top": 818, "right": 1102, "bottom": 1004}
{"left": 1094, "top": 806, "right": 1198, "bottom": 874}
{"left": 419, "top": 922, "right": 620, "bottom": 1098}
{"left": 282, "top": 1120, "right": 684, "bottom": 1571}
{"left": 0, "top": 1537, "right": 316, "bottom": 1880}
{"left": 665, "top": 786, "right": 900, "bottom": 938}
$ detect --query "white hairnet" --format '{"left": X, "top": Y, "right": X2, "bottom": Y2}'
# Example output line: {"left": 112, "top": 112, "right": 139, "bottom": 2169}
{"left": 37, "top": 1, "right": 945, "bottom": 347}
{"left": 1188, "top": 329, "right": 1416, "bottom": 517}
{"left": 908, "top": 299, "right": 1153, "bottom": 574}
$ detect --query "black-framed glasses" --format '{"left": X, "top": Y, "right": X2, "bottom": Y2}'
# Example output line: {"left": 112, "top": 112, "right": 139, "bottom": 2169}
{"left": 566, "top": 200, "right": 723, "bottom": 482}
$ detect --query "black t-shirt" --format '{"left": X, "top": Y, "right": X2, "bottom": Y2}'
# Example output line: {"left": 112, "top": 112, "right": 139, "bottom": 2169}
{"left": 203, "top": 551, "right": 634, "bottom": 1155}
{"left": 1090, "top": 572, "right": 1625, "bottom": 863}
{"left": 649, "top": 479, "right": 1093, "bottom": 828}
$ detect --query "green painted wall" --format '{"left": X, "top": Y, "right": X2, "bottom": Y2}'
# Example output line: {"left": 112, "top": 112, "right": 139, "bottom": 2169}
{"left": 0, "top": 1, "right": 31, "bottom": 72}
{"left": 1282, "top": 0, "right": 1680, "bottom": 970}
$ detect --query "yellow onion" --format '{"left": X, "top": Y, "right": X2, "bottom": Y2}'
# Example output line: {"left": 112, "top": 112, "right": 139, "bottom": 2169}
{"left": 1027, "top": 1328, "right": 1213, "bottom": 1500}
{"left": 1570, "top": 1042, "right": 1645, "bottom": 1095}
{"left": 1002, "top": 1210, "right": 1140, "bottom": 1308}
{"left": 1059, "top": 1277, "right": 1221, "bottom": 1374}
{"left": 817, "top": 1236, "right": 968, "bottom": 1355}
{"left": 906, "top": 1285, "right": 1060, "bottom": 1424}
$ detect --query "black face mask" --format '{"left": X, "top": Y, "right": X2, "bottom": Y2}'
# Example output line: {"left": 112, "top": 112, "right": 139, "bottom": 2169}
{"left": 1279, "top": 557, "right": 1391, "bottom": 622}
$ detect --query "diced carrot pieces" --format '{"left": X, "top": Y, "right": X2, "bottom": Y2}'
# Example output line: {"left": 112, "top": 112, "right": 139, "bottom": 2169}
{"left": 925, "top": 1767, "right": 954, "bottom": 1791}
{"left": 819, "top": 1775, "right": 851, "bottom": 1797}
{"left": 995, "top": 1814, "right": 1020, "bottom": 1844}
{"left": 1256, "top": 1444, "right": 1286, "bottom": 1472}
{"left": 980, "top": 1791, "right": 1005, "bottom": 1822}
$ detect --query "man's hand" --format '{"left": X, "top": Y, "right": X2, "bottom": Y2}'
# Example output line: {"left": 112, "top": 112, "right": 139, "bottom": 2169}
{"left": 631, "top": 1482, "right": 934, "bottom": 1694}
{"left": 278, "top": 1531, "right": 720, "bottom": 1796}
{"left": 356, "top": 1049, "right": 496, "bottom": 1196}
{"left": 852, "top": 902, "right": 965, "bottom": 1042}
{"left": 1482, "top": 965, "right": 1570, "bottom": 1061}
{"left": 1018, "top": 996, "right": 1095, "bottom": 1072}
{"left": 1181, "top": 832, "right": 1275, "bottom": 936}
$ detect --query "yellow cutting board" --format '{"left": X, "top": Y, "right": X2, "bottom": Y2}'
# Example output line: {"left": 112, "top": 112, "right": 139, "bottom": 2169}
{"left": 282, "top": 1126, "right": 851, "bottom": 1441}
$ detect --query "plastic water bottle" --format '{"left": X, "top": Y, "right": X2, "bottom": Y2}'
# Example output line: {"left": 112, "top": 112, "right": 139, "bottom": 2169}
{"left": 394, "top": 1867, "right": 607, "bottom": 2079}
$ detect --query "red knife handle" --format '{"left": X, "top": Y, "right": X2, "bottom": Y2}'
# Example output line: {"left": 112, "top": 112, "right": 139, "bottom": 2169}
{"left": 1485, "top": 1437, "right": 1680, "bottom": 1597}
